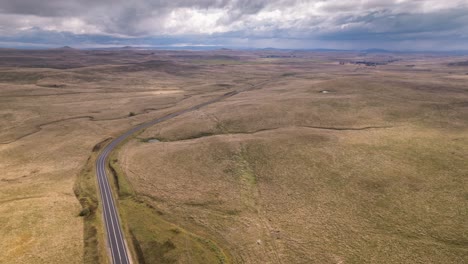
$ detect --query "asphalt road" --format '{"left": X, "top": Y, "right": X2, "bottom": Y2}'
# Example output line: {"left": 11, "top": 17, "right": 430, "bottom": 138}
{"left": 95, "top": 91, "right": 239, "bottom": 264}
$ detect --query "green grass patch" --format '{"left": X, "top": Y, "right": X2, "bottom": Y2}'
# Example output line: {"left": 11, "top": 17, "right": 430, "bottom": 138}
{"left": 107, "top": 134, "right": 231, "bottom": 264}
{"left": 120, "top": 198, "right": 230, "bottom": 264}
{"left": 138, "top": 137, "right": 164, "bottom": 143}
{"left": 109, "top": 158, "right": 135, "bottom": 198}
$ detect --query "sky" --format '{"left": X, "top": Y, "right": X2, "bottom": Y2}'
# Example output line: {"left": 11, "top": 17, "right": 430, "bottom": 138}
{"left": 0, "top": 0, "right": 468, "bottom": 50}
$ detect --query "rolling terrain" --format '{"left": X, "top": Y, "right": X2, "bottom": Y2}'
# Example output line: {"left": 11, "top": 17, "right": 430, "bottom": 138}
{"left": 1, "top": 48, "right": 467, "bottom": 263}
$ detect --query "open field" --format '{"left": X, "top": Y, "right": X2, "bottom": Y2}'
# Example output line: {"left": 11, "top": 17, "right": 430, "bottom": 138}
{"left": 0, "top": 48, "right": 269, "bottom": 263}
{"left": 118, "top": 52, "right": 468, "bottom": 263}
{"left": 1, "top": 48, "right": 468, "bottom": 263}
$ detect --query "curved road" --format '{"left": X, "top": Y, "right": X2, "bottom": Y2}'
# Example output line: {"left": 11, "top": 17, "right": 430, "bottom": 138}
{"left": 95, "top": 91, "right": 238, "bottom": 264}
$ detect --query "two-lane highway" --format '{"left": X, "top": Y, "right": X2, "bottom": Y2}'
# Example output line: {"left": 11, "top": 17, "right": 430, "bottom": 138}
{"left": 95, "top": 91, "right": 240, "bottom": 264}
{"left": 96, "top": 146, "right": 130, "bottom": 264}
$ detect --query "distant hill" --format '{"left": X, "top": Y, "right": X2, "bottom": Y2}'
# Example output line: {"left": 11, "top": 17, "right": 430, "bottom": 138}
{"left": 362, "top": 48, "right": 392, "bottom": 53}
{"left": 448, "top": 61, "right": 468, "bottom": 66}
{"left": 53, "top": 46, "right": 78, "bottom": 51}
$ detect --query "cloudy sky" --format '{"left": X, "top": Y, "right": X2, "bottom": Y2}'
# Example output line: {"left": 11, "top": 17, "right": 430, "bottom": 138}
{"left": 1, "top": 0, "right": 468, "bottom": 50}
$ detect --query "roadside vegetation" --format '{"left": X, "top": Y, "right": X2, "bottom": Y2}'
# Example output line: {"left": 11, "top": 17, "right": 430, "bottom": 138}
{"left": 107, "top": 144, "right": 230, "bottom": 263}
{"left": 1, "top": 48, "right": 468, "bottom": 263}
{"left": 74, "top": 139, "right": 112, "bottom": 264}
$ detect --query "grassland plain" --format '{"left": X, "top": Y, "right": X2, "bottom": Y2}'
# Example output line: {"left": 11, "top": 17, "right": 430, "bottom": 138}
{"left": 0, "top": 48, "right": 283, "bottom": 263}
{"left": 118, "top": 56, "right": 468, "bottom": 263}
{"left": 1, "top": 49, "right": 468, "bottom": 263}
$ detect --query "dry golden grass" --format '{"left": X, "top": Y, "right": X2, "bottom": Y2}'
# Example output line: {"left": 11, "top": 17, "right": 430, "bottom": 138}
{"left": 122, "top": 126, "right": 468, "bottom": 263}
{"left": 1, "top": 49, "right": 468, "bottom": 263}
{"left": 0, "top": 49, "right": 276, "bottom": 263}
{"left": 120, "top": 58, "right": 468, "bottom": 263}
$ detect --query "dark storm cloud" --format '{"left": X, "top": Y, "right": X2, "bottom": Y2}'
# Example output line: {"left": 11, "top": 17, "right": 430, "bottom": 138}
{"left": 318, "top": 8, "right": 468, "bottom": 40}
{"left": 0, "top": 0, "right": 468, "bottom": 50}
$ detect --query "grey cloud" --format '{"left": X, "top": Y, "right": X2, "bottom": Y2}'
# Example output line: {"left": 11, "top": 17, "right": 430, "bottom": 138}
{"left": 1, "top": 0, "right": 468, "bottom": 50}
{"left": 0, "top": 0, "right": 277, "bottom": 36}
{"left": 322, "top": 8, "right": 468, "bottom": 40}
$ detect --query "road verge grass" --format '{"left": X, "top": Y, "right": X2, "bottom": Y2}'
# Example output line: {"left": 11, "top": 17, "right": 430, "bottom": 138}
{"left": 107, "top": 134, "right": 231, "bottom": 263}
{"left": 74, "top": 139, "right": 112, "bottom": 264}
